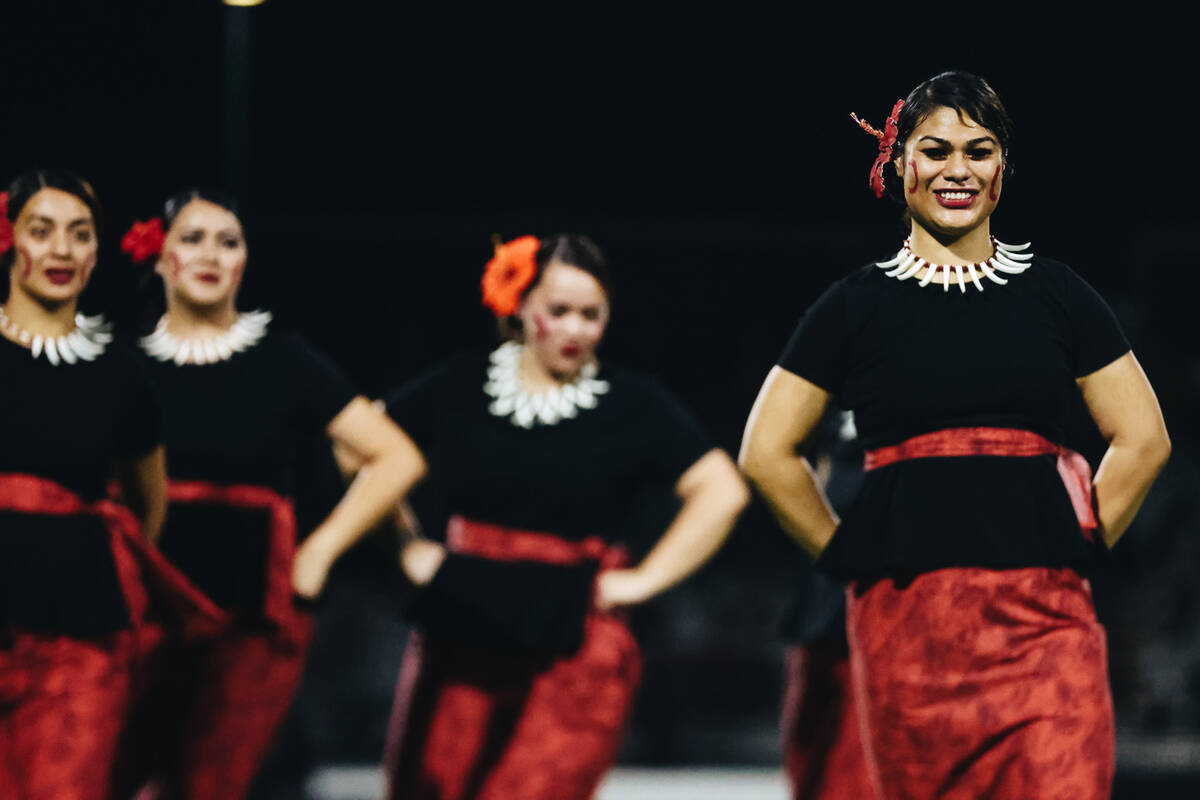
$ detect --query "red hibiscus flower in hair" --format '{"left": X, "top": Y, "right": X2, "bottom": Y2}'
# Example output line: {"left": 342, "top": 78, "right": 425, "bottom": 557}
{"left": 121, "top": 217, "right": 165, "bottom": 264}
{"left": 481, "top": 235, "right": 539, "bottom": 317}
{"left": 0, "top": 192, "right": 13, "bottom": 256}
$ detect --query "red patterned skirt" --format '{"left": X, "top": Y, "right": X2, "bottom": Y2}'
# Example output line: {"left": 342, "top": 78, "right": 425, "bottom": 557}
{"left": 0, "top": 472, "right": 223, "bottom": 800}
{"left": 781, "top": 643, "right": 874, "bottom": 800}
{"left": 117, "top": 480, "right": 313, "bottom": 800}
{"left": 384, "top": 516, "right": 641, "bottom": 800}
{"left": 847, "top": 567, "right": 1114, "bottom": 800}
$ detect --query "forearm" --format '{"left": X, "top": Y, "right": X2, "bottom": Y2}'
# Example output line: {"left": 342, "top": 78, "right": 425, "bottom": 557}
{"left": 1093, "top": 437, "right": 1170, "bottom": 548}
{"left": 305, "top": 450, "right": 425, "bottom": 562}
{"left": 743, "top": 453, "right": 839, "bottom": 559}
{"left": 631, "top": 485, "right": 747, "bottom": 599}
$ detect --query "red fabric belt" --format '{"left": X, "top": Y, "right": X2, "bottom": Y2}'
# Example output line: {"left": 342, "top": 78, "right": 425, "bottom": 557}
{"left": 0, "top": 473, "right": 226, "bottom": 638}
{"left": 165, "top": 480, "right": 304, "bottom": 641}
{"left": 863, "top": 427, "right": 1098, "bottom": 541}
{"left": 446, "top": 515, "right": 628, "bottom": 571}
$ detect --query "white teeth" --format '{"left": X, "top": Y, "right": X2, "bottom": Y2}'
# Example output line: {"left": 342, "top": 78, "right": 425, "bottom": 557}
{"left": 937, "top": 191, "right": 973, "bottom": 200}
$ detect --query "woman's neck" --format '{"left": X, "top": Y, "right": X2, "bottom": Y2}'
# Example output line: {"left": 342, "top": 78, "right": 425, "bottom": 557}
{"left": 163, "top": 296, "right": 238, "bottom": 338}
{"left": 1, "top": 286, "right": 77, "bottom": 339}
{"left": 909, "top": 221, "right": 993, "bottom": 265}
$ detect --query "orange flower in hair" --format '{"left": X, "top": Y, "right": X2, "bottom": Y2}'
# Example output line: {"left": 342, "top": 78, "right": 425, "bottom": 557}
{"left": 121, "top": 217, "right": 165, "bottom": 264}
{"left": 0, "top": 192, "right": 13, "bottom": 255}
{"left": 481, "top": 235, "right": 539, "bottom": 317}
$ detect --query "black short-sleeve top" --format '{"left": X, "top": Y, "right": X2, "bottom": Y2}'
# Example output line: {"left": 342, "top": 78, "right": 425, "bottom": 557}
{"left": 0, "top": 335, "right": 162, "bottom": 635}
{"left": 385, "top": 347, "right": 714, "bottom": 543}
{"left": 777, "top": 254, "right": 1130, "bottom": 579}
{"left": 139, "top": 326, "right": 356, "bottom": 613}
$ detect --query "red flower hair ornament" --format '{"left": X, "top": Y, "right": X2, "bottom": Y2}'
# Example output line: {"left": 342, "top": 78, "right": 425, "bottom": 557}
{"left": 851, "top": 99, "right": 905, "bottom": 198}
{"left": 481, "top": 235, "right": 539, "bottom": 317}
{"left": 121, "top": 217, "right": 165, "bottom": 264}
{"left": 0, "top": 192, "right": 14, "bottom": 256}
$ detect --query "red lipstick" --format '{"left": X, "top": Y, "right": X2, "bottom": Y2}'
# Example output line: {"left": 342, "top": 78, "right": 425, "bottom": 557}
{"left": 45, "top": 268, "right": 76, "bottom": 285}
{"left": 561, "top": 344, "right": 581, "bottom": 358}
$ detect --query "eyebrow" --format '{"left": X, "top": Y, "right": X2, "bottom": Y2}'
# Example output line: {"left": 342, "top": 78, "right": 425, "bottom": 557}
{"left": 29, "top": 216, "right": 94, "bottom": 228}
{"left": 918, "top": 136, "right": 998, "bottom": 147}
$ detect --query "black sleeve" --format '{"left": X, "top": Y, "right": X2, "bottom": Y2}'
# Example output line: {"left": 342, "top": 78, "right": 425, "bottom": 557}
{"left": 777, "top": 279, "right": 849, "bottom": 394}
{"left": 384, "top": 361, "right": 455, "bottom": 452}
{"left": 289, "top": 335, "right": 358, "bottom": 433}
{"left": 1061, "top": 265, "right": 1131, "bottom": 377}
{"left": 638, "top": 377, "right": 715, "bottom": 484}
{"left": 116, "top": 348, "right": 162, "bottom": 458}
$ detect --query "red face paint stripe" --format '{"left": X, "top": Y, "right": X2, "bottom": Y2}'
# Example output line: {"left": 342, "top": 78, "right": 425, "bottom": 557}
{"left": 989, "top": 164, "right": 1002, "bottom": 202}
{"left": 908, "top": 160, "right": 919, "bottom": 195}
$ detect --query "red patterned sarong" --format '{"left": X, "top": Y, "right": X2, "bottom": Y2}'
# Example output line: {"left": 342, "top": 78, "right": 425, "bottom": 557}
{"left": 0, "top": 473, "right": 214, "bottom": 800}
{"left": 850, "top": 427, "right": 1113, "bottom": 799}
{"left": 117, "top": 480, "right": 312, "bottom": 800}
{"left": 847, "top": 568, "right": 1114, "bottom": 800}
{"left": 781, "top": 643, "right": 875, "bottom": 800}
{"left": 384, "top": 516, "right": 641, "bottom": 800}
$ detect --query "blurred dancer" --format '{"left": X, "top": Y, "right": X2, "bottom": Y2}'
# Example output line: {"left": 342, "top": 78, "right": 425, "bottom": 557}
{"left": 117, "top": 189, "right": 424, "bottom": 799}
{"left": 378, "top": 234, "right": 749, "bottom": 800}
{"left": 741, "top": 71, "right": 1169, "bottom": 799}
{"left": 777, "top": 410, "right": 873, "bottom": 800}
{"left": 0, "top": 170, "right": 166, "bottom": 799}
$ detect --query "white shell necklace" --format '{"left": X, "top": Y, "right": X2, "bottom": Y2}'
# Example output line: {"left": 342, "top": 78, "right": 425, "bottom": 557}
{"left": 0, "top": 306, "right": 113, "bottom": 365}
{"left": 876, "top": 237, "right": 1033, "bottom": 293}
{"left": 484, "top": 341, "right": 610, "bottom": 428}
{"left": 140, "top": 310, "right": 271, "bottom": 365}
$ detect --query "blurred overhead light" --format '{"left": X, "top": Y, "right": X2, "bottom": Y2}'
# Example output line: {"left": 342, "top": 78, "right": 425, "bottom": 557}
{"left": 223, "top": 0, "right": 266, "bottom": 6}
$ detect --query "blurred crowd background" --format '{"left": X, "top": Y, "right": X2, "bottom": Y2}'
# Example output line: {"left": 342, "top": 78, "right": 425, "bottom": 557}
{"left": 5, "top": 4, "right": 1199, "bottom": 797}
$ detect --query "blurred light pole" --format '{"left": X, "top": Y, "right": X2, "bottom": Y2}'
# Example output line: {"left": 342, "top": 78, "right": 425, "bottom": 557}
{"left": 223, "top": 1, "right": 263, "bottom": 204}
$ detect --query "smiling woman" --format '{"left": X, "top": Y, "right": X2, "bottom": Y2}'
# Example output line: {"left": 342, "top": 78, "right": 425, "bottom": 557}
{"left": 0, "top": 170, "right": 171, "bottom": 799}
{"left": 741, "top": 72, "right": 1171, "bottom": 800}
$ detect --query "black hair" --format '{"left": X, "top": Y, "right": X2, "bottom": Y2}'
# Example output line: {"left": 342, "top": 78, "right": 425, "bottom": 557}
{"left": 2, "top": 169, "right": 102, "bottom": 271}
{"left": 162, "top": 187, "right": 240, "bottom": 230}
{"left": 884, "top": 70, "right": 1014, "bottom": 204}
{"left": 499, "top": 233, "right": 613, "bottom": 340}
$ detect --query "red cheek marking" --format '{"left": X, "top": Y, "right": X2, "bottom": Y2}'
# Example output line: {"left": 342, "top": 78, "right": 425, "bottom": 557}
{"left": 167, "top": 252, "right": 184, "bottom": 279}
{"left": 989, "top": 164, "right": 1001, "bottom": 201}
{"left": 532, "top": 313, "right": 549, "bottom": 341}
{"left": 908, "top": 160, "right": 919, "bottom": 195}
{"left": 18, "top": 247, "right": 34, "bottom": 279}
{"left": 81, "top": 253, "right": 97, "bottom": 284}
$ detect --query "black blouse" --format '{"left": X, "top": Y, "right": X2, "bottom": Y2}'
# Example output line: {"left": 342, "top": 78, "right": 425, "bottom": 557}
{"left": 0, "top": 336, "right": 162, "bottom": 635}
{"left": 778, "top": 254, "right": 1130, "bottom": 580}
{"left": 385, "top": 351, "right": 713, "bottom": 543}
{"left": 141, "top": 330, "right": 355, "bottom": 613}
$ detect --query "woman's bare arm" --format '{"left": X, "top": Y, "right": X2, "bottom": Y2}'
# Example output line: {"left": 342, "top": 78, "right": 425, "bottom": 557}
{"left": 738, "top": 366, "right": 838, "bottom": 558}
{"left": 594, "top": 448, "right": 750, "bottom": 610}
{"left": 292, "top": 397, "right": 427, "bottom": 598}
{"left": 1077, "top": 352, "right": 1171, "bottom": 548}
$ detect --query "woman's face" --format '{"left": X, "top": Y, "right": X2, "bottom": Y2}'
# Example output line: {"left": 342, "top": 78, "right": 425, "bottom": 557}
{"left": 9, "top": 188, "right": 98, "bottom": 306}
{"left": 157, "top": 199, "right": 247, "bottom": 308}
{"left": 518, "top": 262, "right": 610, "bottom": 379}
{"left": 894, "top": 105, "right": 1004, "bottom": 239}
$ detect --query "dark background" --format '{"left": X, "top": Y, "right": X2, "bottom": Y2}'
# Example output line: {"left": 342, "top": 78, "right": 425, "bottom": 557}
{"left": 6, "top": 4, "right": 1200, "bottom": 797}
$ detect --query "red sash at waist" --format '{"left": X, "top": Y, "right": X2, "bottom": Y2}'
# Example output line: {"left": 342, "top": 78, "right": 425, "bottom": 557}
{"left": 0, "top": 472, "right": 227, "bottom": 638}
{"left": 165, "top": 480, "right": 304, "bottom": 640}
{"left": 863, "top": 427, "right": 1099, "bottom": 542}
{"left": 446, "top": 515, "right": 628, "bottom": 571}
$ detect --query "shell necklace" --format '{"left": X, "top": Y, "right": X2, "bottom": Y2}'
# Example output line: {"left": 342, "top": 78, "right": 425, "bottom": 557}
{"left": 0, "top": 305, "right": 113, "bottom": 365}
{"left": 140, "top": 310, "right": 271, "bottom": 365}
{"left": 484, "top": 341, "right": 610, "bottom": 428}
{"left": 876, "top": 237, "right": 1033, "bottom": 293}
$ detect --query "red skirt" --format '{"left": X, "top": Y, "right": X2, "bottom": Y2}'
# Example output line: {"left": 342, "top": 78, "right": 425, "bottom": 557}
{"left": 847, "top": 567, "right": 1114, "bottom": 800}
{"left": 0, "top": 472, "right": 223, "bottom": 800}
{"left": 384, "top": 516, "right": 641, "bottom": 800}
{"left": 117, "top": 480, "right": 313, "bottom": 800}
{"left": 781, "top": 643, "right": 874, "bottom": 800}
